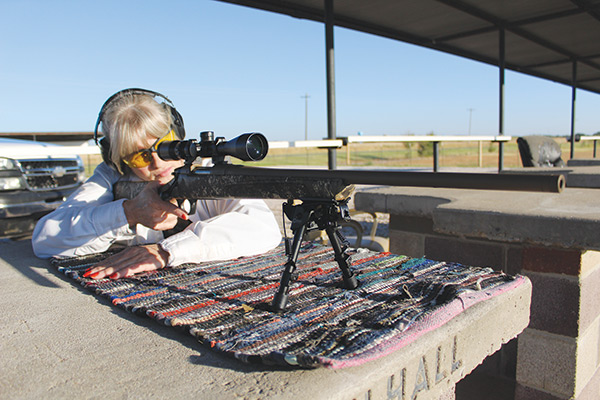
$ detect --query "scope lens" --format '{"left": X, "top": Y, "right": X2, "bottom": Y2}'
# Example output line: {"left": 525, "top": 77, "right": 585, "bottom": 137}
{"left": 246, "top": 134, "right": 268, "bottom": 161}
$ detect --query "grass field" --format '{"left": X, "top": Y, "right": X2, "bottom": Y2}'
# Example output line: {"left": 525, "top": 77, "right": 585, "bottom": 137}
{"left": 80, "top": 137, "right": 598, "bottom": 176}
{"left": 251, "top": 137, "right": 598, "bottom": 169}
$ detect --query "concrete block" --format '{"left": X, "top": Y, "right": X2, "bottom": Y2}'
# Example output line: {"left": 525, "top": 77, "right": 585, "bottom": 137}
{"left": 440, "top": 387, "right": 455, "bottom": 400}
{"left": 575, "top": 362, "right": 600, "bottom": 400}
{"left": 389, "top": 230, "right": 424, "bottom": 258}
{"left": 389, "top": 215, "right": 435, "bottom": 234}
{"left": 580, "top": 266, "right": 600, "bottom": 335}
{"left": 525, "top": 271, "right": 580, "bottom": 337}
{"left": 581, "top": 250, "right": 600, "bottom": 279}
{"left": 424, "top": 236, "right": 504, "bottom": 270}
{"left": 506, "top": 246, "right": 524, "bottom": 276}
{"left": 522, "top": 247, "right": 584, "bottom": 276}
{"left": 355, "top": 187, "right": 450, "bottom": 217}
{"left": 516, "top": 328, "right": 577, "bottom": 398}
{"left": 575, "top": 315, "right": 600, "bottom": 397}
{"left": 517, "top": 318, "right": 600, "bottom": 400}
{"left": 354, "top": 186, "right": 389, "bottom": 216}
{"left": 514, "top": 382, "right": 564, "bottom": 400}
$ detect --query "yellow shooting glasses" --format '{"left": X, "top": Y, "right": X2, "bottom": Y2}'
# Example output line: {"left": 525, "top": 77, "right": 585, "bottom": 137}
{"left": 123, "top": 130, "right": 177, "bottom": 168}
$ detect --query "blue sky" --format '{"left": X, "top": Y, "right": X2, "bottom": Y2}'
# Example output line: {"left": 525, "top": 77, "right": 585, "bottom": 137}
{"left": 1, "top": 0, "right": 599, "bottom": 142}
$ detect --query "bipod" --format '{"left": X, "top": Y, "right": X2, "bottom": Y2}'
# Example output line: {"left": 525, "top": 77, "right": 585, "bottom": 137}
{"left": 270, "top": 198, "right": 359, "bottom": 312}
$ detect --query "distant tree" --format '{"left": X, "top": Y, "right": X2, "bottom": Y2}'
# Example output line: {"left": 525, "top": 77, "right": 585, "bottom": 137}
{"left": 417, "top": 132, "right": 435, "bottom": 157}
{"left": 403, "top": 132, "right": 414, "bottom": 159}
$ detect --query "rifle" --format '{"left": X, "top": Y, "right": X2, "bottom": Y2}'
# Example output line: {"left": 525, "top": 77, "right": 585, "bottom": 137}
{"left": 114, "top": 131, "right": 564, "bottom": 312}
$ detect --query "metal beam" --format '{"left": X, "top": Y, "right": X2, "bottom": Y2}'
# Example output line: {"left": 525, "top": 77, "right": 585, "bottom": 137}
{"left": 571, "top": 61, "right": 577, "bottom": 159}
{"left": 325, "top": 0, "right": 337, "bottom": 170}
{"left": 436, "top": 8, "right": 584, "bottom": 42}
{"left": 570, "top": 0, "right": 600, "bottom": 22}
{"left": 498, "top": 28, "right": 505, "bottom": 171}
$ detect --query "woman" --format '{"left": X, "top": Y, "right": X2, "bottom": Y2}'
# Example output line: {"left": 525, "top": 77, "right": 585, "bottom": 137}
{"left": 32, "top": 89, "right": 282, "bottom": 279}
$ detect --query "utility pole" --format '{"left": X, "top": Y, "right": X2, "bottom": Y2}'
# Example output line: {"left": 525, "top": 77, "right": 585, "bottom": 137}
{"left": 301, "top": 93, "right": 310, "bottom": 141}
{"left": 468, "top": 108, "right": 474, "bottom": 135}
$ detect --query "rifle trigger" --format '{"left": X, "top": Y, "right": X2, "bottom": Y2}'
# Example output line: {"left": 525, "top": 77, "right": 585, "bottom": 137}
{"left": 178, "top": 199, "right": 196, "bottom": 215}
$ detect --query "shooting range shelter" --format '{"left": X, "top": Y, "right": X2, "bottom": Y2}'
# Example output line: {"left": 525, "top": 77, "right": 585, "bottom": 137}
{"left": 217, "top": 2, "right": 600, "bottom": 398}
{"left": 218, "top": 0, "right": 600, "bottom": 168}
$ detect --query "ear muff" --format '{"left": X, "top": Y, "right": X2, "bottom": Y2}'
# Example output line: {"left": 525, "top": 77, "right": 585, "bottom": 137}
{"left": 94, "top": 88, "right": 186, "bottom": 169}
{"left": 167, "top": 103, "right": 186, "bottom": 141}
{"left": 98, "top": 136, "right": 130, "bottom": 172}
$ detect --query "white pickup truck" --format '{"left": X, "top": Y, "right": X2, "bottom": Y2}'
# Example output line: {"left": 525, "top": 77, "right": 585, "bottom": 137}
{"left": 0, "top": 137, "right": 86, "bottom": 238}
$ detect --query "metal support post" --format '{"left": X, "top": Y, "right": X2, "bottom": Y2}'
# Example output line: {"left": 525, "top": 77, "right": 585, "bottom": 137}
{"left": 498, "top": 28, "right": 505, "bottom": 172}
{"left": 325, "top": 0, "right": 337, "bottom": 170}
{"left": 570, "top": 61, "right": 577, "bottom": 160}
{"left": 433, "top": 142, "right": 439, "bottom": 172}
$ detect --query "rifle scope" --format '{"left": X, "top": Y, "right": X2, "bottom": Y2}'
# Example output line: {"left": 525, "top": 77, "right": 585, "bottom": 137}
{"left": 156, "top": 131, "right": 269, "bottom": 163}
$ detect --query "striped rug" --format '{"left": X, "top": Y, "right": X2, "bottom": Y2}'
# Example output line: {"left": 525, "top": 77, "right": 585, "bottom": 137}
{"left": 52, "top": 242, "right": 524, "bottom": 368}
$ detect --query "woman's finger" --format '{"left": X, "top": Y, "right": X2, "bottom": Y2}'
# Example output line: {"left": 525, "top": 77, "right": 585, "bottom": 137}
{"left": 84, "top": 245, "right": 168, "bottom": 280}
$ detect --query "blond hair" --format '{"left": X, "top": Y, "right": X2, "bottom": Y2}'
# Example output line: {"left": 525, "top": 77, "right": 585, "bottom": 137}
{"left": 100, "top": 93, "right": 172, "bottom": 174}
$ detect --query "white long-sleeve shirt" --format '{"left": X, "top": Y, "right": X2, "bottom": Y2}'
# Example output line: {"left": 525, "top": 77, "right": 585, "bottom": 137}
{"left": 32, "top": 162, "right": 282, "bottom": 266}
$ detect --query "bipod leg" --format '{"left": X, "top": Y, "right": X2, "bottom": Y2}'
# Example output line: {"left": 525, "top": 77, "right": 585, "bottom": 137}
{"left": 271, "top": 211, "right": 310, "bottom": 313}
{"left": 325, "top": 226, "right": 359, "bottom": 290}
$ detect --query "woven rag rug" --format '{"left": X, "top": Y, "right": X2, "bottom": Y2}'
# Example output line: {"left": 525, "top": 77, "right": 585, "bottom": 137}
{"left": 52, "top": 242, "right": 525, "bottom": 369}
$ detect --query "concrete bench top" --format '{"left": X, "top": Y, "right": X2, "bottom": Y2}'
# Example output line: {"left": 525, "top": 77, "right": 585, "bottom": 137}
{"left": 354, "top": 186, "right": 600, "bottom": 251}
{"left": 0, "top": 239, "right": 531, "bottom": 400}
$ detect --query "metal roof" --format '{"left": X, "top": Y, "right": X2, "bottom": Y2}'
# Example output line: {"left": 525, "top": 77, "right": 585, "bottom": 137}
{"left": 218, "top": 0, "right": 600, "bottom": 95}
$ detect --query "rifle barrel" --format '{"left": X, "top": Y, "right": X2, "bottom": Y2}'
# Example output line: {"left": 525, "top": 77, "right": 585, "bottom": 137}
{"left": 217, "top": 165, "right": 565, "bottom": 194}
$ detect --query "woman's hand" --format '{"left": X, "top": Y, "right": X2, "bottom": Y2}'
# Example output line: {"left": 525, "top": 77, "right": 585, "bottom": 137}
{"left": 122, "top": 181, "right": 188, "bottom": 231}
{"left": 83, "top": 244, "right": 169, "bottom": 280}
